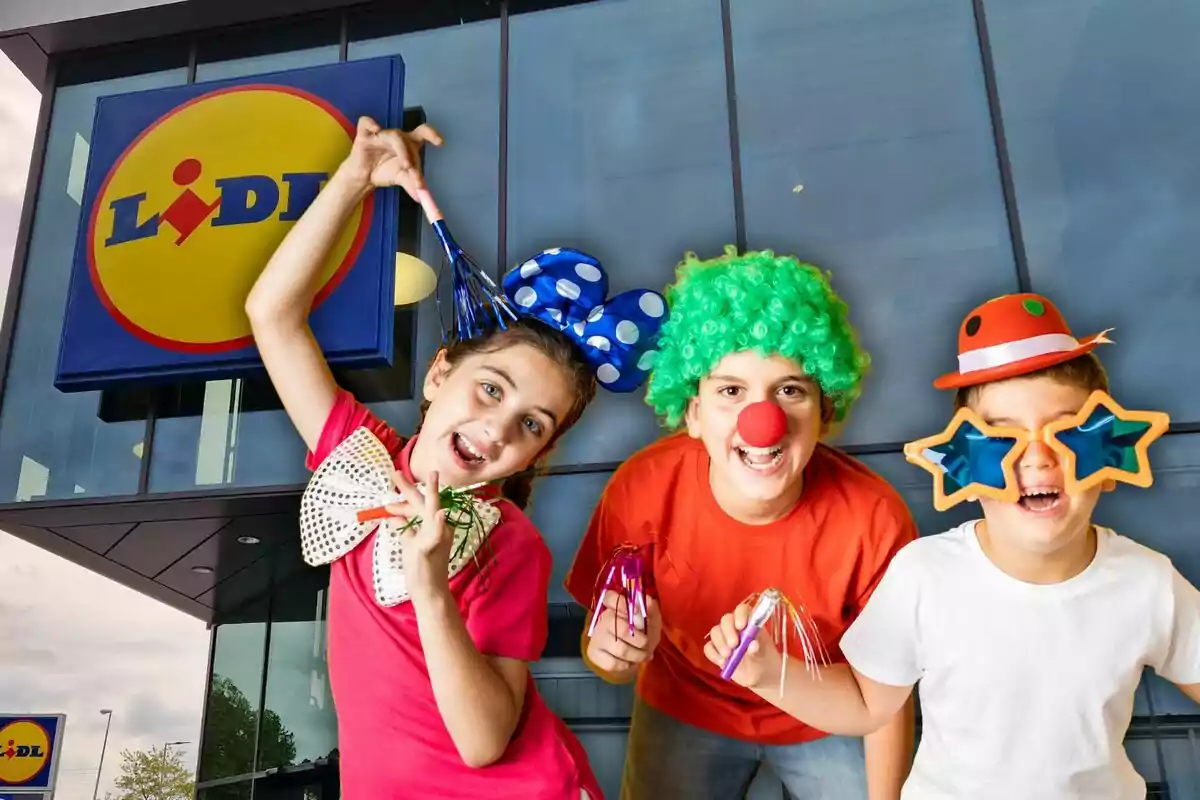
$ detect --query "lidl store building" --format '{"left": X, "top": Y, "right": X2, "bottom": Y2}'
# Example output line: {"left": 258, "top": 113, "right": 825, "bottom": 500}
{"left": 1, "top": 1, "right": 1199, "bottom": 798}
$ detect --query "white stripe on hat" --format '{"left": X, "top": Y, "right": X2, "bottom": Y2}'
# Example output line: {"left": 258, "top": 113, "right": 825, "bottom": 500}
{"left": 957, "top": 331, "right": 1111, "bottom": 374}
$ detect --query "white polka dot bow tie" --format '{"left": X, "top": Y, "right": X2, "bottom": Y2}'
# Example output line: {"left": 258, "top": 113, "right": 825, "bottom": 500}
{"left": 298, "top": 427, "right": 502, "bottom": 607}
{"left": 501, "top": 247, "right": 669, "bottom": 393}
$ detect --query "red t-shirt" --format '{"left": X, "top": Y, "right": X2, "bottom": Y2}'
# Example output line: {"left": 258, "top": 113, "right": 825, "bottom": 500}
{"left": 565, "top": 432, "right": 918, "bottom": 745}
{"left": 307, "top": 390, "right": 602, "bottom": 799}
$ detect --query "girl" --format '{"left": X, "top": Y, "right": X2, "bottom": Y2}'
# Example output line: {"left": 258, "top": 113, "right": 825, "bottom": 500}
{"left": 246, "top": 115, "right": 665, "bottom": 798}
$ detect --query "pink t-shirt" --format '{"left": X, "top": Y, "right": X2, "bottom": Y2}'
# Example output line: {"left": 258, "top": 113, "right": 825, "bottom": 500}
{"left": 306, "top": 390, "right": 602, "bottom": 799}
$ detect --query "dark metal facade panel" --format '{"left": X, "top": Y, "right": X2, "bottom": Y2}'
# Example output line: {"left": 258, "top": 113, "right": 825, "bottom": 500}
{"left": 0, "top": 487, "right": 301, "bottom": 527}
{"left": 106, "top": 516, "right": 232, "bottom": 577}
{"left": 48, "top": 521, "right": 136, "bottom": 554}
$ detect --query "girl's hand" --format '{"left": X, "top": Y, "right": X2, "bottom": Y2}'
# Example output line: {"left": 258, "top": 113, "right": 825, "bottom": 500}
{"left": 335, "top": 115, "right": 444, "bottom": 200}
{"left": 703, "top": 602, "right": 784, "bottom": 692}
{"left": 387, "top": 470, "right": 454, "bottom": 602}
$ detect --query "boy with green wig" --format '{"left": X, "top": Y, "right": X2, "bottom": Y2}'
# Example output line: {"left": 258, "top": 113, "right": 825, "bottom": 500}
{"left": 565, "top": 248, "right": 918, "bottom": 799}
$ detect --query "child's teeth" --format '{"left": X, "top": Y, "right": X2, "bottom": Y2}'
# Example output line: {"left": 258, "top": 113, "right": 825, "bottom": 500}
{"left": 738, "top": 446, "right": 783, "bottom": 470}
{"left": 458, "top": 434, "right": 484, "bottom": 461}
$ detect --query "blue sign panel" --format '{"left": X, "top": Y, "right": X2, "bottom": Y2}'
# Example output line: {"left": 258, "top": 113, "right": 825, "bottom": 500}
{"left": 55, "top": 56, "right": 405, "bottom": 391}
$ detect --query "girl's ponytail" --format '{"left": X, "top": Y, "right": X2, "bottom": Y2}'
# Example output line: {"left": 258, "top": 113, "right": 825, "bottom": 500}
{"left": 500, "top": 467, "right": 538, "bottom": 511}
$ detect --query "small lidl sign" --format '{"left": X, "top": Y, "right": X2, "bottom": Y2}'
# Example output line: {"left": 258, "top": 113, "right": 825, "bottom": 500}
{"left": 0, "top": 715, "right": 65, "bottom": 794}
{"left": 55, "top": 56, "right": 405, "bottom": 391}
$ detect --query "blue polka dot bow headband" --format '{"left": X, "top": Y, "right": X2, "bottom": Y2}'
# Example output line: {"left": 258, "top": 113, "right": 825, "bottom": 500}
{"left": 501, "top": 248, "right": 668, "bottom": 393}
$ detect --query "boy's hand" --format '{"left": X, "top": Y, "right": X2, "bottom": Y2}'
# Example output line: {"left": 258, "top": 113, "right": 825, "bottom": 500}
{"left": 336, "top": 115, "right": 444, "bottom": 200}
{"left": 703, "top": 602, "right": 783, "bottom": 692}
{"left": 388, "top": 470, "right": 454, "bottom": 602}
{"left": 586, "top": 591, "right": 662, "bottom": 678}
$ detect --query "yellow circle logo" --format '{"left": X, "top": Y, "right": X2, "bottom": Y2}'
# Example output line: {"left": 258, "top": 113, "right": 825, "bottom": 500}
{"left": 88, "top": 85, "right": 371, "bottom": 352}
{"left": 0, "top": 721, "right": 50, "bottom": 784}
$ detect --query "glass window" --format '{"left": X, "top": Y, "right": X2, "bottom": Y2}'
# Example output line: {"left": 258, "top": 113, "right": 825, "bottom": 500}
{"left": 0, "top": 65, "right": 188, "bottom": 502}
{"left": 856, "top": 452, "right": 978, "bottom": 539}
{"left": 197, "top": 784, "right": 252, "bottom": 800}
{"left": 258, "top": 568, "right": 336, "bottom": 771}
{"left": 525, "top": 471, "right": 613, "bottom": 606}
{"left": 347, "top": 9, "right": 503, "bottom": 435}
{"left": 1150, "top": 732, "right": 1200, "bottom": 799}
{"left": 534, "top": 659, "right": 634, "bottom": 722}
{"left": 1091, "top": 433, "right": 1200, "bottom": 716}
{"left": 1125, "top": 736, "right": 1162, "bottom": 787}
{"left": 572, "top": 729, "right": 629, "bottom": 800}
{"left": 148, "top": 378, "right": 312, "bottom": 492}
{"left": 506, "top": 0, "right": 736, "bottom": 467}
{"left": 194, "top": 14, "right": 342, "bottom": 82}
{"left": 253, "top": 780, "right": 327, "bottom": 800}
{"left": 200, "top": 600, "right": 269, "bottom": 782}
{"left": 732, "top": 0, "right": 1018, "bottom": 447}
{"left": 982, "top": 0, "right": 1200, "bottom": 423}
{"left": 147, "top": 19, "right": 351, "bottom": 493}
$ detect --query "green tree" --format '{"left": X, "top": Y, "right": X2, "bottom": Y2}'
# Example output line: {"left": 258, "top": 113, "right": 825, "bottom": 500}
{"left": 200, "top": 675, "right": 298, "bottom": 779}
{"left": 111, "top": 746, "right": 193, "bottom": 800}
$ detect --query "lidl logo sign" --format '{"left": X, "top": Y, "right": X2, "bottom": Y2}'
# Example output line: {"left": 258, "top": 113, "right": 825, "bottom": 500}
{"left": 0, "top": 722, "right": 47, "bottom": 783}
{"left": 0, "top": 716, "right": 64, "bottom": 792}
{"left": 91, "top": 86, "right": 370, "bottom": 353}
{"left": 56, "top": 57, "right": 404, "bottom": 390}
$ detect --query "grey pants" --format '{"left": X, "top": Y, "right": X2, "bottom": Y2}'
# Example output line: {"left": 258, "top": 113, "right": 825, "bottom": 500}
{"left": 621, "top": 696, "right": 867, "bottom": 800}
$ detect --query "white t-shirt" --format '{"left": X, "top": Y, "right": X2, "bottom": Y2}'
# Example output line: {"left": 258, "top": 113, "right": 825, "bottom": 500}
{"left": 840, "top": 521, "right": 1200, "bottom": 800}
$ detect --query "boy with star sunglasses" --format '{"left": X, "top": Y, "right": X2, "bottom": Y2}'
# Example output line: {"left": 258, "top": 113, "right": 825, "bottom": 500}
{"left": 705, "top": 292, "right": 1200, "bottom": 799}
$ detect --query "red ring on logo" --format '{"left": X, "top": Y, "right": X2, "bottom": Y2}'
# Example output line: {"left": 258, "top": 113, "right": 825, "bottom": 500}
{"left": 86, "top": 84, "right": 372, "bottom": 354}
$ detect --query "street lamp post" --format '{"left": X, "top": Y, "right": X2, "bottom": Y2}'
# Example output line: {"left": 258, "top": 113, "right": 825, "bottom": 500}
{"left": 93, "top": 709, "right": 113, "bottom": 800}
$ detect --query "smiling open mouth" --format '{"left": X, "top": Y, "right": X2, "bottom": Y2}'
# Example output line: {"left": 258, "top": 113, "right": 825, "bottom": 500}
{"left": 737, "top": 445, "right": 783, "bottom": 472}
{"left": 453, "top": 433, "right": 486, "bottom": 464}
{"left": 1019, "top": 487, "right": 1062, "bottom": 512}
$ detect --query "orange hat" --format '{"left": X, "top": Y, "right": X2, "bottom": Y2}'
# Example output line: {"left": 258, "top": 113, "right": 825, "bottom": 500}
{"left": 934, "top": 293, "right": 1112, "bottom": 390}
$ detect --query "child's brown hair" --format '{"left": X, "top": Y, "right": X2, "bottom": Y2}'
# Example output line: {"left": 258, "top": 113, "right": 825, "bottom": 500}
{"left": 954, "top": 353, "right": 1110, "bottom": 410}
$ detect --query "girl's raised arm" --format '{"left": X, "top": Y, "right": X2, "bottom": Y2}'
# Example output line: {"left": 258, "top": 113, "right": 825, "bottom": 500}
{"left": 245, "top": 116, "right": 442, "bottom": 450}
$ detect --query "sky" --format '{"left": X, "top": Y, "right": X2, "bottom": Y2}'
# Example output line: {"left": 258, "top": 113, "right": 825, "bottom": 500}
{"left": 0, "top": 52, "right": 210, "bottom": 799}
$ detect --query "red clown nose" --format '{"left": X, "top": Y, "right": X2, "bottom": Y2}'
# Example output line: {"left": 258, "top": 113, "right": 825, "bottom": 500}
{"left": 737, "top": 401, "right": 787, "bottom": 448}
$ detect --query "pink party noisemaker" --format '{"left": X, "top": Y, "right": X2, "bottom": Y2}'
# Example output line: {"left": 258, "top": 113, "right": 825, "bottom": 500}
{"left": 588, "top": 544, "right": 649, "bottom": 638}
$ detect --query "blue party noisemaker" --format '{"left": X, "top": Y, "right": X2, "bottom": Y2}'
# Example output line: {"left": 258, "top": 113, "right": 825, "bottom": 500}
{"left": 415, "top": 188, "right": 517, "bottom": 341}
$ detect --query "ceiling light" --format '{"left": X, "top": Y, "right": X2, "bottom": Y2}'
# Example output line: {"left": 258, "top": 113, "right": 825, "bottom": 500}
{"left": 190, "top": 565, "right": 214, "bottom": 575}
{"left": 237, "top": 536, "right": 260, "bottom": 545}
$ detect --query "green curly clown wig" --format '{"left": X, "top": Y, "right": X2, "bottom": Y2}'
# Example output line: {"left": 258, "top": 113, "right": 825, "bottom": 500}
{"left": 645, "top": 247, "right": 870, "bottom": 428}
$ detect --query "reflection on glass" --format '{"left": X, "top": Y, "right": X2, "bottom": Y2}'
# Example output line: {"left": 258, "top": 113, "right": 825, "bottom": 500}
{"left": 1091, "top": 436, "right": 1200, "bottom": 718}
{"left": 200, "top": 602, "right": 270, "bottom": 781}
{"left": 525, "top": 472, "right": 613, "bottom": 606}
{"left": 259, "top": 568, "right": 336, "bottom": 770}
{"left": 148, "top": 377, "right": 310, "bottom": 492}
{"left": 855, "top": 453, "right": 977, "bottom": 538}
{"left": 731, "top": 0, "right": 1016, "bottom": 447}
{"left": 348, "top": 14, "right": 502, "bottom": 434}
{"left": 982, "top": 0, "right": 1200, "bottom": 419}
{"left": 147, "top": 32, "right": 349, "bottom": 493}
{"left": 0, "top": 69, "right": 184, "bottom": 502}
{"left": 506, "top": 0, "right": 734, "bottom": 467}
{"left": 197, "top": 784, "right": 252, "bottom": 800}
{"left": 195, "top": 15, "right": 341, "bottom": 83}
